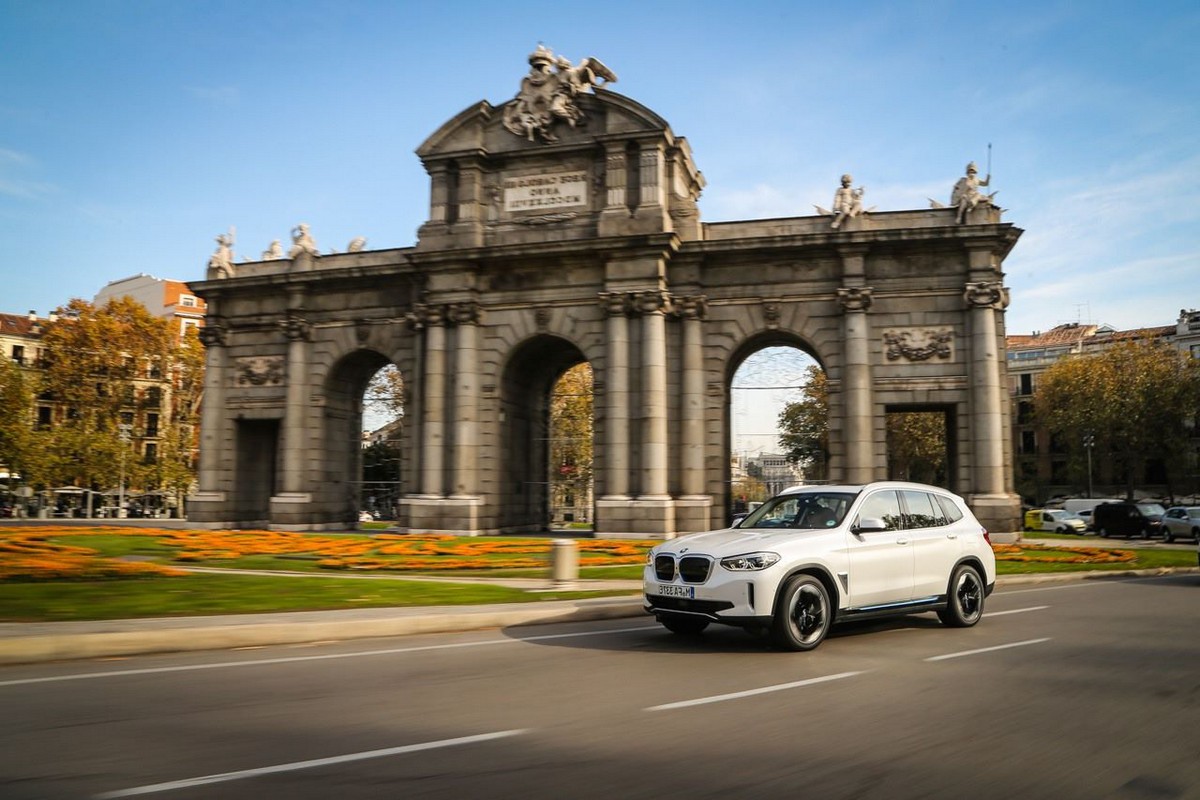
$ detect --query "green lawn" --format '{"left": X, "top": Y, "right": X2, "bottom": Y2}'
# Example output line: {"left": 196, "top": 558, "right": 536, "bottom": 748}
{"left": 1, "top": 529, "right": 1194, "bottom": 623}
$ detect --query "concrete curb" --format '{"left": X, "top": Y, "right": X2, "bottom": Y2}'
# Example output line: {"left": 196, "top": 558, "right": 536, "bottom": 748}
{"left": 0, "top": 597, "right": 649, "bottom": 666}
{"left": 1, "top": 569, "right": 1195, "bottom": 666}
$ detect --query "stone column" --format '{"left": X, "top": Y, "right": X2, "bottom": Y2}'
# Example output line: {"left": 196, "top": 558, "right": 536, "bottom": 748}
{"left": 427, "top": 163, "right": 449, "bottom": 225}
{"left": 279, "top": 311, "right": 311, "bottom": 495}
{"left": 418, "top": 304, "right": 447, "bottom": 497}
{"left": 598, "top": 292, "right": 630, "bottom": 499}
{"left": 605, "top": 146, "right": 627, "bottom": 210}
{"left": 636, "top": 290, "right": 671, "bottom": 498}
{"left": 838, "top": 286, "right": 875, "bottom": 483}
{"left": 965, "top": 281, "right": 1010, "bottom": 495}
{"left": 676, "top": 296, "right": 707, "bottom": 496}
{"left": 448, "top": 301, "right": 481, "bottom": 497}
{"left": 195, "top": 320, "right": 228, "bottom": 495}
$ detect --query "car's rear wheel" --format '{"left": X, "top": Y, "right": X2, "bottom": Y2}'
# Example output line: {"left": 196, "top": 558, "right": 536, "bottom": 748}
{"left": 1098, "top": 527, "right": 1109, "bottom": 538}
{"left": 770, "top": 574, "right": 831, "bottom": 652}
{"left": 659, "top": 614, "right": 709, "bottom": 635}
{"left": 938, "top": 564, "right": 985, "bottom": 628}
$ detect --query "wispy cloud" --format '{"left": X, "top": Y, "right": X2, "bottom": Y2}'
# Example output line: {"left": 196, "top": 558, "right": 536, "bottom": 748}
{"left": 0, "top": 147, "right": 55, "bottom": 199}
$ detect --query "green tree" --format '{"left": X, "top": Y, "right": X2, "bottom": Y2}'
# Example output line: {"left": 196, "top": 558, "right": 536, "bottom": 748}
{"left": 778, "top": 365, "right": 828, "bottom": 480}
{"left": 550, "top": 363, "right": 593, "bottom": 519}
{"left": 0, "top": 356, "right": 35, "bottom": 484}
{"left": 37, "top": 297, "right": 192, "bottom": 506}
{"left": 886, "top": 411, "right": 947, "bottom": 484}
{"left": 1035, "top": 338, "right": 1200, "bottom": 499}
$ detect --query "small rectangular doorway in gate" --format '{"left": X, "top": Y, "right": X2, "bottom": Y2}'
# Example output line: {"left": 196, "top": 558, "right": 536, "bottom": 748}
{"left": 234, "top": 419, "right": 279, "bottom": 522}
{"left": 885, "top": 406, "right": 956, "bottom": 489}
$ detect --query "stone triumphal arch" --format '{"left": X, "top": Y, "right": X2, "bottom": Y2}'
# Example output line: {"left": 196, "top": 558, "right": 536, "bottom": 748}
{"left": 189, "top": 47, "right": 1022, "bottom": 536}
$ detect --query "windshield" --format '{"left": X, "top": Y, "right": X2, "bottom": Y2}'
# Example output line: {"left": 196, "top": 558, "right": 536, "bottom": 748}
{"left": 739, "top": 492, "right": 858, "bottom": 529}
{"left": 1137, "top": 503, "right": 1166, "bottom": 516}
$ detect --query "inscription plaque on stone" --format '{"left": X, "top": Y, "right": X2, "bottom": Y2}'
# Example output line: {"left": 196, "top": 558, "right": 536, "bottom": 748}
{"left": 504, "top": 171, "right": 588, "bottom": 212}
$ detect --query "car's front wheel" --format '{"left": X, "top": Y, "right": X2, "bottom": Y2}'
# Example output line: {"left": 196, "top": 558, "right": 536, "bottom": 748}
{"left": 938, "top": 564, "right": 985, "bottom": 628}
{"left": 1163, "top": 529, "right": 1174, "bottom": 543}
{"left": 770, "top": 574, "right": 831, "bottom": 651}
{"left": 659, "top": 614, "right": 709, "bottom": 635}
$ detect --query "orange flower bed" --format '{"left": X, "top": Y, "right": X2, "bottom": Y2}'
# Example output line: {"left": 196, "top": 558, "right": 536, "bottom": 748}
{"left": 992, "top": 543, "right": 1136, "bottom": 564}
{"left": 0, "top": 527, "right": 657, "bottom": 577}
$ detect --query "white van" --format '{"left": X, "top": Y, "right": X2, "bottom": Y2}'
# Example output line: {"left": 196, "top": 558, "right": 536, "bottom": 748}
{"left": 1059, "top": 498, "right": 1122, "bottom": 530}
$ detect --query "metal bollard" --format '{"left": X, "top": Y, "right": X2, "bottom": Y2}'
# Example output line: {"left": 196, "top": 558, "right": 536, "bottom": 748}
{"left": 550, "top": 538, "right": 579, "bottom": 587}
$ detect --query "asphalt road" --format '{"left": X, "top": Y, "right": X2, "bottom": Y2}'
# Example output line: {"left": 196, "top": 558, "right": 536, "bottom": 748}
{"left": 2, "top": 574, "right": 1197, "bottom": 800}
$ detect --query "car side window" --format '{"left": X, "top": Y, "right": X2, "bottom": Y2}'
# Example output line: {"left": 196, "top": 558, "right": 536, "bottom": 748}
{"left": 900, "top": 490, "right": 946, "bottom": 529}
{"left": 935, "top": 495, "right": 964, "bottom": 523}
{"left": 856, "top": 491, "right": 902, "bottom": 531}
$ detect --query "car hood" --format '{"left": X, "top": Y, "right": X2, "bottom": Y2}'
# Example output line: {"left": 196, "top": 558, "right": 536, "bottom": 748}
{"left": 656, "top": 527, "right": 828, "bottom": 555}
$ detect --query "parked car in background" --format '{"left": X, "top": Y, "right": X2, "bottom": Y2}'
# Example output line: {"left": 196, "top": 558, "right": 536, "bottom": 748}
{"left": 1160, "top": 506, "right": 1200, "bottom": 543}
{"left": 1023, "top": 508, "right": 1088, "bottom": 535}
{"left": 1092, "top": 501, "right": 1166, "bottom": 539}
{"left": 644, "top": 481, "right": 996, "bottom": 652}
{"left": 1059, "top": 498, "right": 1122, "bottom": 531}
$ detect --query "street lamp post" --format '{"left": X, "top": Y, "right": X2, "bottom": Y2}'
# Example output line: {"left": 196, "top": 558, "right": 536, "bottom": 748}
{"left": 118, "top": 424, "right": 131, "bottom": 519}
{"left": 1083, "top": 433, "right": 1095, "bottom": 498}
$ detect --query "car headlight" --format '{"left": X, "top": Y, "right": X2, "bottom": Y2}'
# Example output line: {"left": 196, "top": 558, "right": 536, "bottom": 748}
{"left": 720, "top": 552, "right": 780, "bottom": 571}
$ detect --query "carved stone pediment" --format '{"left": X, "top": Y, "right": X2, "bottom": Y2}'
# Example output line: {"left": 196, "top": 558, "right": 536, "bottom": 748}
{"left": 883, "top": 328, "right": 955, "bottom": 362}
{"left": 235, "top": 355, "right": 285, "bottom": 387}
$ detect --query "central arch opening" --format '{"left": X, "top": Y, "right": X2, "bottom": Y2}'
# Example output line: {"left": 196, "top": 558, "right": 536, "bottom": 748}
{"left": 500, "top": 335, "right": 591, "bottom": 533}
{"left": 728, "top": 340, "right": 822, "bottom": 524}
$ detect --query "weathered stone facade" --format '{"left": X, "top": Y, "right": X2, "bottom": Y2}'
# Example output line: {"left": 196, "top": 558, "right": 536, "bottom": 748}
{"left": 190, "top": 54, "right": 1022, "bottom": 536}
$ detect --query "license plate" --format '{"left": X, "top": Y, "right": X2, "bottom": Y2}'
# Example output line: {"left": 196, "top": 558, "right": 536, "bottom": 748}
{"left": 653, "top": 584, "right": 695, "bottom": 598}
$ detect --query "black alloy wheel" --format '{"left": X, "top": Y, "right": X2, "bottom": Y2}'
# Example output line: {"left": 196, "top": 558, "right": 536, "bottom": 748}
{"left": 937, "top": 564, "right": 985, "bottom": 628}
{"left": 770, "top": 574, "right": 831, "bottom": 652}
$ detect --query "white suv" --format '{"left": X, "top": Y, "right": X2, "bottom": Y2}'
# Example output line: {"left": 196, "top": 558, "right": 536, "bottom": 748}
{"left": 644, "top": 482, "right": 997, "bottom": 651}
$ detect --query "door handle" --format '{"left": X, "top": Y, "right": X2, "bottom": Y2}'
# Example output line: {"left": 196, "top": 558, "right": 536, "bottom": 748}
{"left": 946, "top": 533, "right": 958, "bottom": 539}
{"left": 896, "top": 538, "right": 909, "bottom": 545}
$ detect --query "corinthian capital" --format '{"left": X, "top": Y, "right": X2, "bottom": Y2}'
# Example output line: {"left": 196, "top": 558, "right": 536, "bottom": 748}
{"left": 280, "top": 314, "right": 311, "bottom": 342}
{"left": 674, "top": 295, "right": 708, "bottom": 320}
{"left": 837, "top": 286, "right": 874, "bottom": 312}
{"left": 198, "top": 322, "right": 228, "bottom": 348}
{"left": 598, "top": 291, "right": 630, "bottom": 317}
{"left": 406, "top": 303, "right": 445, "bottom": 331}
{"left": 633, "top": 289, "right": 672, "bottom": 316}
{"left": 447, "top": 301, "right": 482, "bottom": 326}
{"left": 964, "top": 282, "right": 1010, "bottom": 309}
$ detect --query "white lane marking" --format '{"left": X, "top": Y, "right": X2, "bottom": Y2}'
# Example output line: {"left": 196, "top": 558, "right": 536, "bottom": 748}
{"left": 93, "top": 729, "right": 527, "bottom": 798}
{"left": 925, "top": 637, "right": 1051, "bottom": 662}
{"left": 0, "top": 625, "right": 660, "bottom": 688}
{"left": 987, "top": 605, "right": 1049, "bottom": 617}
{"left": 994, "top": 582, "right": 1103, "bottom": 596}
{"left": 646, "top": 671, "right": 865, "bottom": 712}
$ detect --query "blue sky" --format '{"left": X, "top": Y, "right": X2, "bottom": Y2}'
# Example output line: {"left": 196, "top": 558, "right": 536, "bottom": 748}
{"left": 2, "top": 0, "right": 1197, "bottom": 428}
{"left": 2, "top": 1, "right": 1196, "bottom": 335}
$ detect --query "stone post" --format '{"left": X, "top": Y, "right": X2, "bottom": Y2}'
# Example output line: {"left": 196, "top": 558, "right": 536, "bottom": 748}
{"left": 449, "top": 301, "right": 481, "bottom": 497}
{"left": 965, "top": 281, "right": 1010, "bottom": 495}
{"left": 195, "top": 320, "right": 228, "bottom": 495}
{"left": 412, "top": 304, "right": 447, "bottom": 498}
{"left": 636, "top": 290, "right": 671, "bottom": 498}
{"left": 598, "top": 292, "right": 631, "bottom": 499}
{"left": 677, "top": 295, "right": 707, "bottom": 495}
{"left": 838, "top": 273, "right": 875, "bottom": 483}
{"left": 279, "top": 310, "right": 311, "bottom": 496}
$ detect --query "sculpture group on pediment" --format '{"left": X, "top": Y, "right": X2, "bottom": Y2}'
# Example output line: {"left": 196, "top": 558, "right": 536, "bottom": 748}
{"left": 503, "top": 45, "right": 617, "bottom": 143}
{"left": 206, "top": 229, "right": 236, "bottom": 279}
{"left": 288, "top": 223, "right": 319, "bottom": 258}
{"left": 950, "top": 161, "right": 998, "bottom": 223}
{"left": 816, "top": 174, "right": 870, "bottom": 229}
{"left": 261, "top": 240, "right": 284, "bottom": 260}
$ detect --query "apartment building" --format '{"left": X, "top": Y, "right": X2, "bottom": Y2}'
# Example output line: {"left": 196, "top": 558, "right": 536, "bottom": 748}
{"left": 1008, "top": 308, "right": 1200, "bottom": 503}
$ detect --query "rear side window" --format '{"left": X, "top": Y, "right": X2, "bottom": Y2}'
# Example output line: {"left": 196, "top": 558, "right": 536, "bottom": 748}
{"left": 857, "top": 491, "right": 902, "bottom": 531}
{"left": 935, "top": 494, "right": 964, "bottom": 523}
{"left": 900, "top": 490, "right": 947, "bottom": 529}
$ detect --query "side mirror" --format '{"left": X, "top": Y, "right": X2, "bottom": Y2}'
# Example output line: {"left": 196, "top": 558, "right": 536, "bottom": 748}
{"left": 852, "top": 517, "right": 888, "bottom": 534}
